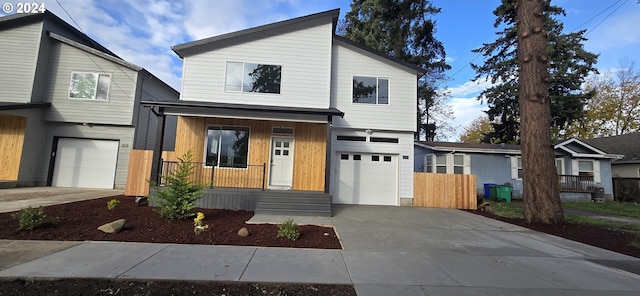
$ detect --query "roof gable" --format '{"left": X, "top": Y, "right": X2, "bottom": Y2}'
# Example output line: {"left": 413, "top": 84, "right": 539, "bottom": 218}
{"left": 333, "top": 35, "right": 426, "bottom": 75}
{"left": 172, "top": 9, "right": 339, "bottom": 58}
{"left": 584, "top": 132, "right": 640, "bottom": 162}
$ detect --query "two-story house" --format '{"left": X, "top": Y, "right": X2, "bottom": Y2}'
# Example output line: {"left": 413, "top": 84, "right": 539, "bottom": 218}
{"left": 0, "top": 12, "right": 178, "bottom": 189}
{"left": 144, "top": 9, "right": 422, "bottom": 215}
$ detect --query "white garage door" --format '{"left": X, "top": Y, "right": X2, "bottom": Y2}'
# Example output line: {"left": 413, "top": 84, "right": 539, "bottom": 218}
{"left": 335, "top": 153, "right": 398, "bottom": 205}
{"left": 51, "top": 138, "right": 119, "bottom": 189}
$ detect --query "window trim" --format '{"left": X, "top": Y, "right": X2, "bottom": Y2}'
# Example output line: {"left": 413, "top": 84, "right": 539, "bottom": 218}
{"left": 203, "top": 125, "right": 251, "bottom": 169}
{"left": 428, "top": 153, "right": 470, "bottom": 174}
{"left": 224, "top": 61, "right": 282, "bottom": 94}
{"left": 68, "top": 71, "right": 112, "bottom": 101}
{"left": 511, "top": 156, "right": 523, "bottom": 180}
{"left": 352, "top": 76, "right": 390, "bottom": 104}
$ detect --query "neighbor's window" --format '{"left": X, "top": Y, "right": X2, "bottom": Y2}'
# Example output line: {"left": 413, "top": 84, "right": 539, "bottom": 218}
{"left": 205, "top": 126, "right": 249, "bottom": 168}
{"left": 453, "top": 155, "right": 465, "bottom": 174}
{"left": 425, "top": 155, "right": 432, "bottom": 173}
{"left": 578, "top": 160, "right": 594, "bottom": 177}
{"left": 517, "top": 157, "right": 523, "bottom": 179}
{"left": 225, "top": 62, "right": 281, "bottom": 94}
{"left": 353, "top": 76, "right": 389, "bottom": 104}
{"left": 69, "top": 72, "right": 111, "bottom": 100}
{"left": 435, "top": 155, "right": 447, "bottom": 173}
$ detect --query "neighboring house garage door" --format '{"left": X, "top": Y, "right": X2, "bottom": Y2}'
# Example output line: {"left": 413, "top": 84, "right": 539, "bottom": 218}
{"left": 335, "top": 153, "right": 398, "bottom": 205}
{"left": 51, "top": 138, "right": 119, "bottom": 189}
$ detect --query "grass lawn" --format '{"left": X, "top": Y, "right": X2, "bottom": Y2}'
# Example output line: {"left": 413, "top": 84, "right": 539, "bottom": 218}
{"left": 491, "top": 201, "right": 640, "bottom": 246}
{"left": 563, "top": 201, "right": 640, "bottom": 219}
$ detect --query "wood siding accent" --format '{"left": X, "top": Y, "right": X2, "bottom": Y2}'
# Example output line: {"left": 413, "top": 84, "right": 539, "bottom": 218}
{"left": 0, "top": 115, "right": 27, "bottom": 180}
{"left": 413, "top": 173, "right": 477, "bottom": 210}
{"left": 125, "top": 150, "right": 175, "bottom": 196}
{"left": 330, "top": 40, "right": 417, "bottom": 132}
{"left": 180, "top": 20, "right": 333, "bottom": 109}
{"left": 174, "top": 116, "right": 326, "bottom": 191}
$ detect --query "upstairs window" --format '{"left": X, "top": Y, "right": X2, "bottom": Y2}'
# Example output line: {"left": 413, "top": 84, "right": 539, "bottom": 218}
{"left": 69, "top": 72, "right": 111, "bottom": 100}
{"left": 225, "top": 62, "right": 281, "bottom": 94}
{"left": 353, "top": 76, "right": 389, "bottom": 104}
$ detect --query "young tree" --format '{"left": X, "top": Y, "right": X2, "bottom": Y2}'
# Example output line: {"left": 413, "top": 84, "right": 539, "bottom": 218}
{"left": 341, "top": 0, "right": 451, "bottom": 140}
{"left": 459, "top": 116, "right": 495, "bottom": 143}
{"left": 517, "top": 0, "right": 563, "bottom": 224}
{"left": 472, "top": 0, "right": 598, "bottom": 143}
{"left": 565, "top": 59, "right": 640, "bottom": 138}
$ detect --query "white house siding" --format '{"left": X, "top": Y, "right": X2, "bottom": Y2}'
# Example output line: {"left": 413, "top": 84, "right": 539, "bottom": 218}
{"left": 612, "top": 163, "right": 640, "bottom": 178}
{"left": 180, "top": 20, "right": 333, "bottom": 109}
{"left": 0, "top": 21, "right": 42, "bottom": 103}
{"left": 330, "top": 129, "right": 414, "bottom": 204}
{"left": 330, "top": 40, "right": 417, "bottom": 132}
{"left": 0, "top": 108, "right": 48, "bottom": 186}
{"left": 43, "top": 41, "right": 138, "bottom": 125}
{"left": 42, "top": 123, "right": 134, "bottom": 189}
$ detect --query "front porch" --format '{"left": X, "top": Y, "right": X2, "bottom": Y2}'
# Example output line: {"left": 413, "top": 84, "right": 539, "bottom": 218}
{"left": 559, "top": 175, "right": 597, "bottom": 202}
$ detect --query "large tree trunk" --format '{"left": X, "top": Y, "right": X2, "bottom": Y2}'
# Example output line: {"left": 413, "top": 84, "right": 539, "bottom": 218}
{"left": 517, "top": 0, "right": 564, "bottom": 223}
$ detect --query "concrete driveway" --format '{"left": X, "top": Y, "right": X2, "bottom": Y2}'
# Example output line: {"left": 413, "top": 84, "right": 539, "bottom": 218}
{"left": 331, "top": 205, "right": 640, "bottom": 295}
{"left": 0, "top": 187, "right": 124, "bottom": 213}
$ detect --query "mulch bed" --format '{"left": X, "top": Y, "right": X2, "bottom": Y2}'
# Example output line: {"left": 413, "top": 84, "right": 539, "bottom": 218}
{"left": 469, "top": 209, "right": 640, "bottom": 259}
{"left": 0, "top": 195, "right": 342, "bottom": 249}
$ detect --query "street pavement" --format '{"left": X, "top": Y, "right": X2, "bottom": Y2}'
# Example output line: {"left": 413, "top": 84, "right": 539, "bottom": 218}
{"left": 1, "top": 188, "right": 640, "bottom": 295}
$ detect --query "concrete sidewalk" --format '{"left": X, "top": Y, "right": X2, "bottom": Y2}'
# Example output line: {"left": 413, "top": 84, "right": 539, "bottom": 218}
{"left": 1, "top": 205, "right": 640, "bottom": 295}
{"left": 563, "top": 207, "right": 640, "bottom": 225}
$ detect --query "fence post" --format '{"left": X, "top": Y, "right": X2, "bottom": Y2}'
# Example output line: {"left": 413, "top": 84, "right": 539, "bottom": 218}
{"left": 262, "top": 163, "right": 266, "bottom": 191}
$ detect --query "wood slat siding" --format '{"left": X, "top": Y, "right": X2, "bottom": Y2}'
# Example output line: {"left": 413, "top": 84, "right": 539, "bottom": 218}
{"left": 0, "top": 21, "right": 42, "bottom": 103}
{"left": 180, "top": 21, "right": 333, "bottom": 109}
{"left": 413, "top": 173, "right": 477, "bottom": 210}
{"left": 174, "top": 116, "right": 326, "bottom": 191}
{"left": 0, "top": 115, "right": 27, "bottom": 180}
{"left": 125, "top": 150, "right": 174, "bottom": 196}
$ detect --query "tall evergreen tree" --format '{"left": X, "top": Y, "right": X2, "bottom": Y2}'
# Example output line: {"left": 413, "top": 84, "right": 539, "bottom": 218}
{"left": 472, "top": 0, "right": 598, "bottom": 143}
{"left": 341, "top": 0, "right": 450, "bottom": 140}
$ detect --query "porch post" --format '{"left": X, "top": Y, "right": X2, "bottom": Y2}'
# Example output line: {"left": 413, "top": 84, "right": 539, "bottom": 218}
{"left": 324, "top": 115, "right": 333, "bottom": 194}
{"left": 150, "top": 107, "right": 166, "bottom": 184}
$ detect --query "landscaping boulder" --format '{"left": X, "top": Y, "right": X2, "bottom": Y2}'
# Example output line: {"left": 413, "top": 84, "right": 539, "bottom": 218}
{"left": 238, "top": 227, "right": 249, "bottom": 237}
{"left": 98, "top": 219, "right": 126, "bottom": 233}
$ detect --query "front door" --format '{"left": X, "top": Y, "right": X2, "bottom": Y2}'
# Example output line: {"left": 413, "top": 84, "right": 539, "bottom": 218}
{"left": 269, "top": 137, "right": 294, "bottom": 189}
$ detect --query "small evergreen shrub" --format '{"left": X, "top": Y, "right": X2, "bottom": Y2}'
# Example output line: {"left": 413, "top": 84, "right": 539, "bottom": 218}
{"left": 12, "top": 206, "right": 56, "bottom": 231}
{"left": 107, "top": 199, "right": 120, "bottom": 211}
{"left": 148, "top": 151, "right": 206, "bottom": 219}
{"left": 277, "top": 218, "right": 300, "bottom": 241}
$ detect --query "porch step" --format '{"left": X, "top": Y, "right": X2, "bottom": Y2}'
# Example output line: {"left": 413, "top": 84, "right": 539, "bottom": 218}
{"left": 255, "top": 191, "right": 331, "bottom": 217}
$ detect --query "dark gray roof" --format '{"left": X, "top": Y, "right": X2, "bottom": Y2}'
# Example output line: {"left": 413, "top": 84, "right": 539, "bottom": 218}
{"left": 333, "top": 35, "right": 426, "bottom": 75}
{"left": 172, "top": 9, "right": 340, "bottom": 58}
{"left": 416, "top": 141, "right": 521, "bottom": 151}
{"left": 0, "top": 102, "right": 51, "bottom": 110}
{"left": 0, "top": 11, "right": 117, "bottom": 57}
{"left": 584, "top": 133, "right": 640, "bottom": 163}
{"left": 141, "top": 100, "right": 344, "bottom": 117}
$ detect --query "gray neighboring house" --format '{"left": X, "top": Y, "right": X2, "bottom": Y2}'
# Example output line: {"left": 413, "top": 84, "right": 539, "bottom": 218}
{"left": 584, "top": 132, "right": 640, "bottom": 178}
{"left": 0, "top": 11, "right": 178, "bottom": 189}
{"left": 414, "top": 139, "right": 621, "bottom": 201}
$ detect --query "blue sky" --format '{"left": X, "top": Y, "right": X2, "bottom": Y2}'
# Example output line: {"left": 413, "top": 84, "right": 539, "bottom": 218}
{"left": 2, "top": 0, "right": 638, "bottom": 139}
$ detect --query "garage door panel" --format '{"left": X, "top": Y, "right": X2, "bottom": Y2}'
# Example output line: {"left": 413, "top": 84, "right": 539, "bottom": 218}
{"left": 51, "top": 138, "right": 119, "bottom": 189}
{"left": 335, "top": 153, "right": 397, "bottom": 205}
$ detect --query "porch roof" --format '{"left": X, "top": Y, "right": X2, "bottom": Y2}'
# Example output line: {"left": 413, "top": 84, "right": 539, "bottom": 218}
{"left": 141, "top": 100, "right": 344, "bottom": 123}
{"left": 0, "top": 102, "right": 51, "bottom": 110}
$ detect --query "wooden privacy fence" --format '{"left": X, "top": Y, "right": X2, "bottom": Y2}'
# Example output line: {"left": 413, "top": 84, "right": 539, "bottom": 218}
{"left": 413, "top": 173, "right": 477, "bottom": 210}
{"left": 125, "top": 150, "right": 175, "bottom": 196}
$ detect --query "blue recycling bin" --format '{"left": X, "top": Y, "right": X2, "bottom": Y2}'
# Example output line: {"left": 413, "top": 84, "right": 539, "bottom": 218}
{"left": 483, "top": 183, "right": 497, "bottom": 199}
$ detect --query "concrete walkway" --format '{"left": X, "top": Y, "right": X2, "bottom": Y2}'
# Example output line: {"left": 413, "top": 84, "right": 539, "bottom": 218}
{"left": 2, "top": 204, "right": 640, "bottom": 295}
{"left": 563, "top": 207, "right": 640, "bottom": 225}
{"left": 0, "top": 187, "right": 124, "bottom": 213}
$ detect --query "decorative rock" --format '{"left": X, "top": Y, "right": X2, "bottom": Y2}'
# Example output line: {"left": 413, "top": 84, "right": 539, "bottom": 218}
{"left": 237, "top": 227, "right": 249, "bottom": 237}
{"left": 97, "top": 219, "right": 126, "bottom": 233}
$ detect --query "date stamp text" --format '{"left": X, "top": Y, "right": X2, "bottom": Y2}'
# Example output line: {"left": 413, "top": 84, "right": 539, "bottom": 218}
{"left": 2, "top": 2, "right": 46, "bottom": 14}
